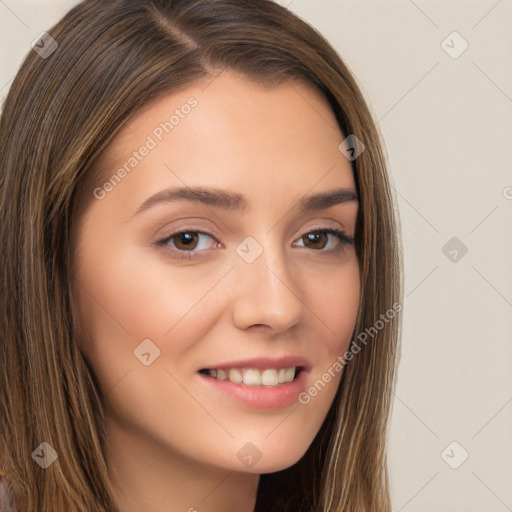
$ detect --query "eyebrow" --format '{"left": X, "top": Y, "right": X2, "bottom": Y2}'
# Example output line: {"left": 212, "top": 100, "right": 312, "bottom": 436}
{"left": 131, "top": 185, "right": 358, "bottom": 217}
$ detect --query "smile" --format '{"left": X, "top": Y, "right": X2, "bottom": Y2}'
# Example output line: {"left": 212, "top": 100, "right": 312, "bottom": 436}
{"left": 198, "top": 367, "right": 299, "bottom": 386}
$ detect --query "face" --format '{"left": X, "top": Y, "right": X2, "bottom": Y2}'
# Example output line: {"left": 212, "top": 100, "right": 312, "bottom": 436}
{"left": 72, "top": 70, "right": 360, "bottom": 475}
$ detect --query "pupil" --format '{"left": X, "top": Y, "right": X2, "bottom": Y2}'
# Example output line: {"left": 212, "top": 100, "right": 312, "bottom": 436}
{"left": 306, "top": 232, "right": 326, "bottom": 249}
{"left": 176, "top": 232, "right": 197, "bottom": 250}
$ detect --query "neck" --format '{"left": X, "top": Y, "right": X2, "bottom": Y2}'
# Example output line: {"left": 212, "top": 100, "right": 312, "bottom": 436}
{"left": 105, "top": 418, "right": 260, "bottom": 512}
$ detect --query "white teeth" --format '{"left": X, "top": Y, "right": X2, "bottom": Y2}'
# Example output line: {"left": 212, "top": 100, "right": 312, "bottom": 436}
{"left": 283, "top": 367, "right": 295, "bottom": 382}
{"left": 261, "top": 369, "right": 278, "bottom": 386}
{"left": 228, "top": 368, "right": 243, "bottom": 383}
{"left": 204, "top": 366, "right": 297, "bottom": 386}
{"left": 243, "top": 369, "right": 261, "bottom": 386}
{"left": 216, "top": 369, "right": 228, "bottom": 380}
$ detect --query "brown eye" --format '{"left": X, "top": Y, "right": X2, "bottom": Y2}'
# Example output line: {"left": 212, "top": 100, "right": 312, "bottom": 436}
{"left": 302, "top": 231, "right": 329, "bottom": 250}
{"left": 172, "top": 231, "right": 200, "bottom": 251}
{"left": 295, "top": 229, "right": 353, "bottom": 251}
{"left": 156, "top": 229, "right": 220, "bottom": 260}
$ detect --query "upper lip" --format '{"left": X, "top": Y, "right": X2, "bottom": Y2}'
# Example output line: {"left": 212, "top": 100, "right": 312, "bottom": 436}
{"left": 199, "top": 355, "right": 312, "bottom": 372}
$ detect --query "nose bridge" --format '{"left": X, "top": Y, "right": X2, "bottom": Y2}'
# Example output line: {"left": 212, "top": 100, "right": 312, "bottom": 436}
{"left": 231, "top": 234, "right": 304, "bottom": 331}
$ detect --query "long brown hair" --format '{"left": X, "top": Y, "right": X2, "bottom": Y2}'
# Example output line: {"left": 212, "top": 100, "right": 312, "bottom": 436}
{"left": 0, "top": 1, "right": 402, "bottom": 510}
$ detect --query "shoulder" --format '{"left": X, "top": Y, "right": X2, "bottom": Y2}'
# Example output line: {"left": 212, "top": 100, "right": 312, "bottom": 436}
{"left": 0, "top": 473, "right": 18, "bottom": 511}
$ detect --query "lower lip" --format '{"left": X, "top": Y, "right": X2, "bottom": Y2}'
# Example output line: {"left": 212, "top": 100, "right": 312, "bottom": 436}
{"left": 198, "top": 370, "right": 308, "bottom": 410}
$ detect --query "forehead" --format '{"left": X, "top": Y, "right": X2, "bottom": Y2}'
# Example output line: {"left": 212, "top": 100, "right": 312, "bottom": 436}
{"left": 86, "top": 71, "right": 356, "bottom": 217}
{"left": 99, "top": 71, "right": 345, "bottom": 168}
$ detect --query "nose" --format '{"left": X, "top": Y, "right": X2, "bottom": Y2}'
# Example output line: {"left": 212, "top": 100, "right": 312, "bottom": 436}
{"left": 231, "top": 238, "right": 305, "bottom": 333}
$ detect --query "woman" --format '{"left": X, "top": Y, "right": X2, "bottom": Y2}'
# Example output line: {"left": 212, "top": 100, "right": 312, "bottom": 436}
{"left": 0, "top": 0, "right": 402, "bottom": 511}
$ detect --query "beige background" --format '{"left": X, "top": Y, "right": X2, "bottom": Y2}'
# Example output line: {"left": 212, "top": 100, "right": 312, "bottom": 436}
{"left": 1, "top": 1, "right": 511, "bottom": 511}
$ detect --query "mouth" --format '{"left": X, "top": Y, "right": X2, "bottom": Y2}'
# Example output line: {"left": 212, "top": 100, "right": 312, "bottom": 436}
{"left": 197, "top": 366, "right": 304, "bottom": 387}
{"left": 196, "top": 358, "right": 311, "bottom": 410}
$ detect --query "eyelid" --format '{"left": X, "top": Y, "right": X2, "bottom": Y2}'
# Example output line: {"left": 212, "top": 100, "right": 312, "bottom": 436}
{"left": 155, "top": 227, "right": 222, "bottom": 249}
{"left": 154, "top": 225, "right": 354, "bottom": 261}
{"left": 154, "top": 227, "right": 223, "bottom": 263}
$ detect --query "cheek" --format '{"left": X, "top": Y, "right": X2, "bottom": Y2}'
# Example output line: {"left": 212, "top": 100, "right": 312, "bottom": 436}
{"left": 72, "top": 238, "right": 229, "bottom": 390}
{"left": 307, "top": 255, "right": 360, "bottom": 356}
{"left": 290, "top": 256, "right": 359, "bottom": 415}
{"left": 75, "top": 239, "right": 205, "bottom": 337}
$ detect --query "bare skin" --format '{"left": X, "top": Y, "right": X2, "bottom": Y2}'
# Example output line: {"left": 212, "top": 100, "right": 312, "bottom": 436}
{"left": 71, "top": 70, "right": 360, "bottom": 512}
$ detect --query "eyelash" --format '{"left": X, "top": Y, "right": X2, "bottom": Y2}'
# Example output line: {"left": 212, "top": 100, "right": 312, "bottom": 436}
{"left": 155, "top": 228, "right": 355, "bottom": 261}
